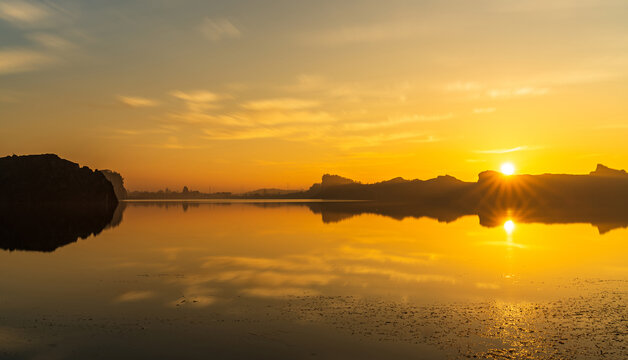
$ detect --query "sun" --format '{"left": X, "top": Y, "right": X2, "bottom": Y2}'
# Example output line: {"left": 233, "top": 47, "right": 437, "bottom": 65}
{"left": 503, "top": 219, "right": 515, "bottom": 234}
{"left": 500, "top": 162, "right": 516, "bottom": 176}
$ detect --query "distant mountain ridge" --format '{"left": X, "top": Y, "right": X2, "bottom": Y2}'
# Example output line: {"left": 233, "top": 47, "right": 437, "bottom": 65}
{"left": 296, "top": 164, "right": 628, "bottom": 206}
{"left": 243, "top": 188, "right": 301, "bottom": 197}
{"left": 302, "top": 172, "right": 473, "bottom": 202}
{"left": 124, "top": 164, "right": 628, "bottom": 207}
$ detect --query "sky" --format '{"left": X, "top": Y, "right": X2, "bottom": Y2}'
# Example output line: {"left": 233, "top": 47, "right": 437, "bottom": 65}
{"left": 1, "top": 0, "right": 628, "bottom": 192}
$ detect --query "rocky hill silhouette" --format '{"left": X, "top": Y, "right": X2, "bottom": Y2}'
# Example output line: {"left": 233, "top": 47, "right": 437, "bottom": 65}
{"left": 304, "top": 173, "right": 473, "bottom": 203}
{"left": 590, "top": 163, "right": 628, "bottom": 177}
{"left": 300, "top": 164, "right": 628, "bottom": 205}
{"left": 0, "top": 154, "right": 118, "bottom": 205}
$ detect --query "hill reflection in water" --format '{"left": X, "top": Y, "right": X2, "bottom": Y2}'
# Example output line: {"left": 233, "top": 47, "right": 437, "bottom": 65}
{"left": 0, "top": 202, "right": 122, "bottom": 252}
{"left": 126, "top": 199, "right": 628, "bottom": 234}
{"left": 304, "top": 201, "right": 628, "bottom": 234}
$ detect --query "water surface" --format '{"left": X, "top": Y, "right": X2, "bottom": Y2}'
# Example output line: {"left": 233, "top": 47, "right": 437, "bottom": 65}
{"left": 0, "top": 201, "right": 625, "bottom": 359}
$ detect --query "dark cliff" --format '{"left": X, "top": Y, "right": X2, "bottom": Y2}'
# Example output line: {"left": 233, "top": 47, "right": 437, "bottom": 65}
{"left": 0, "top": 154, "right": 118, "bottom": 206}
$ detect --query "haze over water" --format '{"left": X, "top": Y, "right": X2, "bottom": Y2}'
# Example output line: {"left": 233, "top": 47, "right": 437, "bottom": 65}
{"left": 0, "top": 201, "right": 625, "bottom": 359}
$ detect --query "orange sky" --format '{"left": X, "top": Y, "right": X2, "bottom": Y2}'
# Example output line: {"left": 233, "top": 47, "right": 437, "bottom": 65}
{"left": 1, "top": 1, "right": 628, "bottom": 192}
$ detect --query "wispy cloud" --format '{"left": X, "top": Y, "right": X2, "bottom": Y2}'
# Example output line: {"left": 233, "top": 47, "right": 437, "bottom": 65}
{"left": 0, "top": 1, "right": 79, "bottom": 76}
{"left": 107, "top": 125, "right": 178, "bottom": 139}
{"left": 129, "top": 79, "right": 440, "bottom": 151}
{"left": 474, "top": 146, "right": 531, "bottom": 154}
{"left": 336, "top": 133, "right": 440, "bottom": 151}
{"left": 200, "top": 109, "right": 335, "bottom": 140}
{"left": 27, "top": 32, "right": 73, "bottom": 49}
{"left": 0, "top": 48, "right": 53, "bottom": 75}
{"left": 167, "top": 112, "right": 222, "bottom": 125}
{"left": 117, "top": 95, "right": 159, "bottom": 108}
{"left": 128, "top": 136, "right": 206, "bottom": 150}
{"left": 0, "top": 0, "right": 51, "bottom": 26}
{"left": 392, "top": 113, "right": 453, "bottom": 123}
{"left": 345, "top": 113, "right": 452, "bottom": 131}
{"left": 161, "top": 136, "right": 203, "bottom": 150}
{"left": 245, "top": 110, "right": 334, "bottom": 126}
{"left": 170, "top": 90, "right": 224, "bottom": 112}
{"left": 170, "top": 90, "right": 221, "bottom": 103}
{"left": 203, "top": 126, "right": 303, "bottom": 141}
{"left": 285, "top": 74, "right": 412, "bottom": 104}
{"left": 445, "top": 81, "right": 550, "bottom": 100}
{"left": 167, "top": 90, "right": 233, "bottom": 125}
{"left": 489, "top": 0, "right": 619, "bottom": 13}
{"left": 242, "top": 98, "right": 319, "bottom": 111}
{"left": 199, "top": 18, "right": 241, "bottom": 42}
{"left": 198, "top": 106, "right": 443, "bottom": 147}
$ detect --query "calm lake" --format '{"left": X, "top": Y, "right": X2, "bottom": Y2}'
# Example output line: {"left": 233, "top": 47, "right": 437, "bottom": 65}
{"left": 0, "top": 200, "right": 626, "bottom": 359}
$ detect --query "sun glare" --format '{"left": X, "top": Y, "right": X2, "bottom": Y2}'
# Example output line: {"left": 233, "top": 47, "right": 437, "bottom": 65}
{"left": 503, "top": 219, "right": 515, "bottom": 234}
{"left": 500, "top": 162, "right": 516, "bottom": 176}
